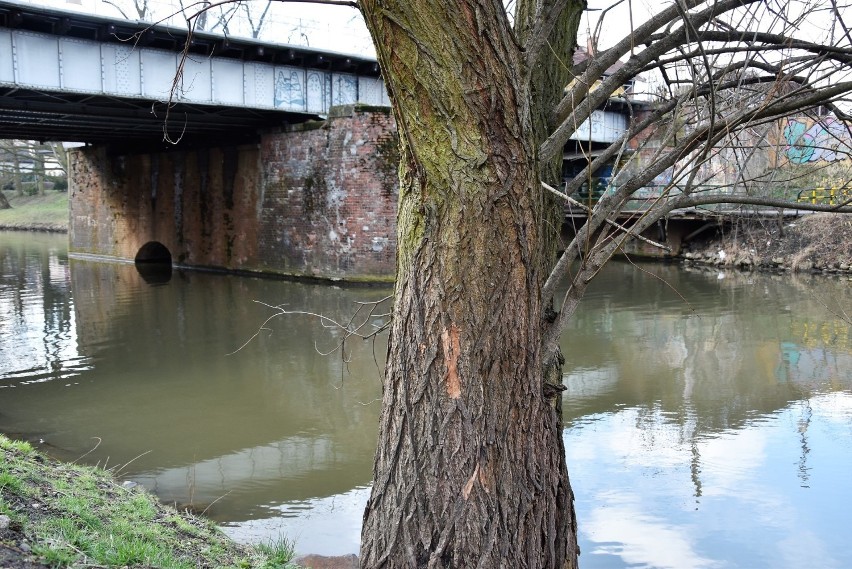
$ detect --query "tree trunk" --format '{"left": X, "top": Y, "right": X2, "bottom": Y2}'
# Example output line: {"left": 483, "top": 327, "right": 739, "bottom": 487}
{"left": 359, "top": 2, "right": 580, "bottom": 567}
{"left": 12, "top": 150, "right": 22, "bottom": 197}
{"left": 36, "top": 161, "right": 45, "bottom": 196}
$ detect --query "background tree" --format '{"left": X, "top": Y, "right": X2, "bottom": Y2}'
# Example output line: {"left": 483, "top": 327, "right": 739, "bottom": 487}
{"left": 178, "top": 0, "right": 212, "bottom": 30}
{"left": 0, "top": 140, "right": 24, "bottom": 196}
{"left": 103, "top": 0, "right": 152, "bottom": 20}
{"left": 242, "top": 0, "right": 273, "bottom": 38}
{"left": 0, "top": 140, "right": 67, "bottom": 197}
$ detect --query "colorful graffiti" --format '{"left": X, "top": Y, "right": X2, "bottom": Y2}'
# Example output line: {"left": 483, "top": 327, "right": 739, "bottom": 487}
{"left": 784, "top": 117, "right": 852, "bottom": 164}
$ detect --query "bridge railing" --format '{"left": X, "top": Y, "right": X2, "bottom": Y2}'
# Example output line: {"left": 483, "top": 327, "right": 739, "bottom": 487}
{"left": 569, "top": 183, "right": 740, "bottom": 211}
{"left": 796, "top": 186, "right": 851, "bottom": 205}
{"left": 0, "top": 19, "right": 389, "bottom": 115}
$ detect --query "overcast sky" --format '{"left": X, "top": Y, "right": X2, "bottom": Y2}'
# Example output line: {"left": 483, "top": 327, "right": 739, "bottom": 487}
{"left": 581, "top": 0, "right": 657, "bottom": 49}
{"left": 31, "top": 0, "right": 658, "bottom": 56}
{"left": 28, "top": 0, "right": 850, "bottom": 73}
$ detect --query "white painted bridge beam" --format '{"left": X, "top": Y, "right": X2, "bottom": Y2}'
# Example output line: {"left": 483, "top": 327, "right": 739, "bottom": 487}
{"left": 0, "top": 28, "right": 389, "bottom": 114}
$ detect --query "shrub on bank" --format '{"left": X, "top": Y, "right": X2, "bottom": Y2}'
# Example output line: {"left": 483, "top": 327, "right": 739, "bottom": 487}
{"left": 680, "top": 213, "right": 852, "bottom": 274}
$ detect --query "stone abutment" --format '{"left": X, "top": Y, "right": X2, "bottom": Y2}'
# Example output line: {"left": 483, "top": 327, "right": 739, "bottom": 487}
{"left": 68, "top": 106, "right": 399, "bottom": 282}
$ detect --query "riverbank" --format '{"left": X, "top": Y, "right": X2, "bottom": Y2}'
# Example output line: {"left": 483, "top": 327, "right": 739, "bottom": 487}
{"left": 679, "top": 212, "right": 852, "bottom": 274}
{"left": 0, "top": 434, "right": 297, "bottom": 568}
{"left": 0, "top": 191, "right": 69, "bottom": 232}
{"left": 1, "top": 190, "right": 849, "bottom": 276}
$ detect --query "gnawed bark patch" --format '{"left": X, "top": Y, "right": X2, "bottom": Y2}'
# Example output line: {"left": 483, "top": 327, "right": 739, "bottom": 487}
{"left": 462, "top": 462, "right": 480, "bottom": 499}
{"left": 441, "top": 323, "right": 462, "bottom": 399}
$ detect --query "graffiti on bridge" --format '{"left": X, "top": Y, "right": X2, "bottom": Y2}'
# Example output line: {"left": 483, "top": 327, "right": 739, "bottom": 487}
{"left": 273, "top": 68, "right": 358, "bottom": 113}
{"left": 783, "top": 117, "right": 852, "bottom": 164}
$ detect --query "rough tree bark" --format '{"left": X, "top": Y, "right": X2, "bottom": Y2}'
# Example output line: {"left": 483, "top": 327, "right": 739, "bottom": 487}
{"left": 359, "top": 1, "right": 584, "bottom": 567}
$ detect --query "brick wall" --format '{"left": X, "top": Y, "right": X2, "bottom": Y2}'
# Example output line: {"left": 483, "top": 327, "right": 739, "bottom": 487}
{"left": 258, "top": 105, "right": 399, "bottom": 280}
{"left": 68, "top": 106, "right": 399, "bottom": 282}
{"left": 69, "top": 144, "right": 262, "bottom": 270}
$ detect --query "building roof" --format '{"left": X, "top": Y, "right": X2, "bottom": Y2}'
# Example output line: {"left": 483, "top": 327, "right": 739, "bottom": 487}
{"left": 573, "top": 47, "right": 626, "bottom": 78}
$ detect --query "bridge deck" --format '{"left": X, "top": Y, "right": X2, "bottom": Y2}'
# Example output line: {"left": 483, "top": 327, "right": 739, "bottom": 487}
{"left": 0, "top": 0, "right": 388, "bottom": 144}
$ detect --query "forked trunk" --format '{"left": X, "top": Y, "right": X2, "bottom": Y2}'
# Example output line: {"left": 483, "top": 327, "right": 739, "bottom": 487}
{"left": 359, "top": 2, "right": 579, "bottom": 567}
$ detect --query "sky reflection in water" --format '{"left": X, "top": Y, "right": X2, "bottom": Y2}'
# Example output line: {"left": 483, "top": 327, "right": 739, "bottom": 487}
{"left": 567, "top": 393, "right": 852, "bottom": 568}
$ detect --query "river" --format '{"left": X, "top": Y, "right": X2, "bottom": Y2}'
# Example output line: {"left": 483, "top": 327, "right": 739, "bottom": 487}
{"left": 1, "top": 230, "right": 850, "bottom": 568}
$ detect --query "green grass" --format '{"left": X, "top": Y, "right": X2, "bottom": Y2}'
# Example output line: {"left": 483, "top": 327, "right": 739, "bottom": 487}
{"left": 0, "top": 190, "right": 69, "bottom": 231}
{"left": 0, "top": 434, "right": 300, "bottom": 568}
{"left": 0, "top": 471, "right": 24, "bottom": 494}
{"left": 255, "top": 537, "right": 298, "bottom": 568}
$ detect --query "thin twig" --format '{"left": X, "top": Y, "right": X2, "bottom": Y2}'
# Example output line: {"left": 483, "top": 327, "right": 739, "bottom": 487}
{"left": 200, "top": 491, "right": 232, "bottom": 516}
{"left": 541, "top": 181, "right": 672, "bottom": 251}
{"left": 72, "top": 437, "right": 102, "bottom": 464}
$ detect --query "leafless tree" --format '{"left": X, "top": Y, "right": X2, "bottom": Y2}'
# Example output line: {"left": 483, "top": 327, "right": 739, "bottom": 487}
{"left": 103, "top": 0, "right": 153, "bottom": 21}
{"left": 242, "top": 0, "right": 273, "bottom": 38}
{"left": 0, "top": 140, "right": 67, "bottom": 197}
{"left": 170, "top": 1, "right": 852, "bottom": 566}
{"left": 0, "top": 139, "right": 24, "bottom": 196}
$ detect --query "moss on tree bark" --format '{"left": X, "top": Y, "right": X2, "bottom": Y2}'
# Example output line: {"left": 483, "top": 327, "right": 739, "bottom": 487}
{"left": 359, "top": 1, "right": 584, "bottom": 567}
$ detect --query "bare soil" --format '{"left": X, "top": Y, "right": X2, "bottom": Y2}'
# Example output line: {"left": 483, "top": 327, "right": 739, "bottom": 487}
{"left": 0, "top": 530, "right": 50, "bottom": 569}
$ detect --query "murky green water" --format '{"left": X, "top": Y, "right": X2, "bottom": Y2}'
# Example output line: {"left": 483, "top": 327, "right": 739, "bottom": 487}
{"left": 2, "top": 230, "right": 851, "bottom": 567}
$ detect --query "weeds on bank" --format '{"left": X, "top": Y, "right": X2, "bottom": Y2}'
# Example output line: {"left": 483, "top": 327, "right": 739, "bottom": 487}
{"left": 255, "top": 537, "right": 297, "bottom": 566}
{"left": 0, "top": 434, "right": 298, "bottom": 568}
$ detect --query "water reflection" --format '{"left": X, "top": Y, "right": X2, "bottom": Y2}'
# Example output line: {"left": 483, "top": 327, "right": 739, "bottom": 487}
{"left": 1, "top": 234, "right": 386, "bottom": 554}
{"left": 1, "top": 233, "right": 851, "bottom": 567}
{"left": 0, "top": 232, "right": 85, "bottom": 384}
{"left": 228, "top": 485, "right": 372, "bottom": 556}
{"left": 568, "top": 393, "right": 852, "bottom": 569}
{"left": 561, "top": 264, "right": 852, "bottom": 431}
{"left": 560, "top": 263, "right": 852, "bottom": 568}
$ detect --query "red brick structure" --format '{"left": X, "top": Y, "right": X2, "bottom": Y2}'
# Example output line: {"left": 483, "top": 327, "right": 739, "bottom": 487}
{"left": 258, "top": 105, "right": 399, "bottom": 280}
{"left": 68, "top": 105, "right": 399, "bottom": 282}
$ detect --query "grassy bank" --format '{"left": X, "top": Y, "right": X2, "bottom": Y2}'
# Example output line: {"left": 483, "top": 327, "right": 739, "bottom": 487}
{"left": 0, "top": 435, "right": 297, "bottom": 568}
{"left": 0, "top": 191, "right": 69, "bottom": 232}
